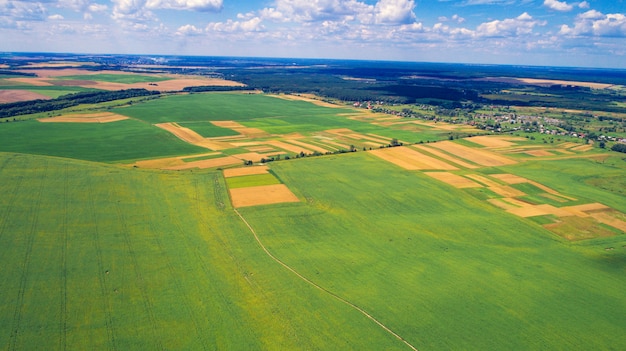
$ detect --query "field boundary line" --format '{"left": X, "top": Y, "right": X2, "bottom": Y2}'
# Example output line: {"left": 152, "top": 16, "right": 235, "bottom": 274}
{"left": 233, "top": 209, "right": 419, "bottom": 351}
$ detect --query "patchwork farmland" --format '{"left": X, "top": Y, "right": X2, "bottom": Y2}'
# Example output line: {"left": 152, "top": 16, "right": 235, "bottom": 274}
{"left": 0, "top": 78, "right": 625, "bottom": 350}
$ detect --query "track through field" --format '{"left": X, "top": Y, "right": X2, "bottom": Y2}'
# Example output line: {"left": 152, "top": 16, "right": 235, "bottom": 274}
{"left": 233, "top": 209, "right": 419, "bottom": 351}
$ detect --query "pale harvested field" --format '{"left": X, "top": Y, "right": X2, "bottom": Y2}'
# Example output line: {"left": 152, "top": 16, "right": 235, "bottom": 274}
{"left": 571, "top": 144, "right": 593, "bottom": 152}
{"left": 247, "top": 146, "right": 275, "bottom": 152}
{"left": 488, "top": 198, "right": 519, "bottom": 210}
{"left": 229, "top": 184, "right": 300, "bottom": 208}
{"left": 507, "top": 204, "right": 573, "bottom": 218}
{"left": 412, "top": 145, "right": 479, "bottom": 169}
{"left": 5, "top": 77, "right": 54, "bottom": 86}
{"left": 223, "top": 165, "right": 269, "bottom": 178}
{"left": 156, "top": 122, "right": 204, "bottom": 143}
{"left": 429, "top": 141, "right": 517, "bottom": 167}
{"left": 210, "top": 121, "right": 266, "bottom": 136}
{"left": 369, "top": 146, "right": 458, "bottom": 171}
{"left": 465, "top": 136, "right": 524, "bottom": 148}
{"left": 539, "top": 193, "right": 570, "bottom": 203}
{"left": 564, "top": 203, "right": 609, "bottom": 212}
{"left": 424, "top": 172, "right": 482, "bottom": 188}
{"left": 284, "top": 139, "right": 330, "bottom": 153}
{"left": 267, "top": 93, "right": 344, "bottom": 108}
{"left": 230, "top": 141, "right": 260, "bottom": 147}
{"left": 211, "top": 121, "right": 246, "bottom": 128}
{"left": 489, "top": 185, "right": 527, "bottom": 198}
{"left": 527, "top": 180, "right": 577, "bottom": 200}
{"left": 130, "top": 152, "right": 221, "bottom": 169}
{"left": 524, "top": 150, "right": 554, "bottom": 157}
{"left": 232, "top": 152, "right": 281, "bottom": 163}
{"left": 38, "top": 112, "right": 129, "bottom": 123}
{"left": 267, "top": 140, "right": 313, "bottom": 154}
{"left": 320, "top": 139, "right": 351, "bottom": 149}
{"left": 590, "top": 212, "right": 626, "bottom": 232}
{"left": 156, "top": 122, "right": 230, "bottom": 150}
{"left": 490, "top": 173, "right": 529, "bottom": 184}
{"left": 0, "top": 90, "right": 51, "bottom": 103}
{"left": 464, "top": 174, "right": 503, "bottom": 187}
{"left": 516, "top": 78, "right": 613, "bottom": 89}
{"left": 559, "top": 142, "right": 578, "bottom": 148}
{"left": 165, "top": 156, "right": 242, "bottom": 170}
{"left": 502, "top": 197, "right": 533, "bottom": 207}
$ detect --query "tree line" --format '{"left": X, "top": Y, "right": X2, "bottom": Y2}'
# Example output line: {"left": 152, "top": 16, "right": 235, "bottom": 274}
{"left": 0, "top": 89, "right": 159, "bottom": 118}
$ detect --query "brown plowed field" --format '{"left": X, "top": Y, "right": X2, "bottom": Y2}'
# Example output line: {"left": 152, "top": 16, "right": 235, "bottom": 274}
{"left": 229, "top": 184, "right": 300, "bottom": 208}
{"left": 0, "top": 90, "right": 51, "bottom": 103}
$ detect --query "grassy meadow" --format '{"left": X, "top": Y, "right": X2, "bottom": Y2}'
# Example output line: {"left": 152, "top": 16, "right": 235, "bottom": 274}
{"left": 0, "top": 89, "right": 624, "bottom": 350}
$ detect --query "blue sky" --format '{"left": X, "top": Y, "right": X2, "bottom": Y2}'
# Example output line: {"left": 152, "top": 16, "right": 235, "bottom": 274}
{"left": 1, "top": 0, "right": 625, "bottom": 68}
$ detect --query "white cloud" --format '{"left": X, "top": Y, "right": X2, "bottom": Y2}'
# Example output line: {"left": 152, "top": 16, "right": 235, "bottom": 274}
{"left": 259, "top": 0, "right": 415, "bottom": 25}
{"left": 476, "top": 12, "right": 544, "bottom": 37}
{"left": 88, "top": 3, "right": 108, "bottom": 12}
{"left": 206, "top": 17, "right": 263, "bottom": 33}
{"left": 578, "top": 1, "right": 589, "bottom": 9}
{"left": 543, "top": 0, "right": 573, "bottom": 12}
{"left": 0, "top": 1, "right": 47, "bottom": 22}
{"left": 374, "top": 0, "right": 415, "bottom": 24}
{"left": 559, "top": 10, "right": 626, "bottom": 37}
{"left": 145, "top": 0, "right": 222, "bottom": 12}
{"left": 176, "top": 24, "right": 202, "bottom": 36}
{"left": 48, "top": 13, "right": 64, "bottom": 20}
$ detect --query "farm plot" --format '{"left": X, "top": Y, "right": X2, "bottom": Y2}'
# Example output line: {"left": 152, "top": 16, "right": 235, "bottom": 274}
{"left": 38, "top": 112, "right": 129, "bottom": 123}
{"left": 225, "top": 170, "right": 300, "bottom": 208}
{"left": 0, "top": 120, "right": 205, "bottom": 162}
{"left": 0, "top": 152, "right": 403, "bottom": 350}
{"left": 428, "top": 140, "right": 517, "bottom": 167}
{"left": 239, "top": 152, "right": 626, "bottom": 351}
{"left": 369, "top": 146, "right": 458, "bottom": 170}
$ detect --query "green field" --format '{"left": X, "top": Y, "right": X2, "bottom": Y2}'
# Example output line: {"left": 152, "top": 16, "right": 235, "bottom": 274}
{"left": 178, "top": 121, "right": 241, "bottom": 137}
{"left": 0, "top": 119, "right": 206, "bottom": 162}
{"left": 0, "top": 89, "right": 625, "bottom": 350}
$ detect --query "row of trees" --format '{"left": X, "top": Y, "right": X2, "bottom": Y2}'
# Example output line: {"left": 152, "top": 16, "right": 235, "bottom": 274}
{"left": 0, "top": 89, "right": 159, "bottom": 118}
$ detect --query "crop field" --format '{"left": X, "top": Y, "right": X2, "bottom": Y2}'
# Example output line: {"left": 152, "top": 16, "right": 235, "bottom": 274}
{"left": 0, "top": 83, "right": 625, "bottom": 350}
{"left": 56, "top": 73, "right": 171, "bottom": 84}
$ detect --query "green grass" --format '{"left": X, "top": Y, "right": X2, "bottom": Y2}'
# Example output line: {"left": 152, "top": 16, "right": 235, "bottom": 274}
{"left": 237, "top": 152, "right": 626, "bottom": 350}
{"left": 177, "top": 122, "right": 241, "bottom": 137}
{"left": 499, "top": 156, "right": 626, "bottom": 213}
{"left": 0, "top": 153, "right": 407, "bottom": 350}
{"left": 55, "top": 74, "right": 171, "bottom": 84}
{"left": 114, "top": 93, "right": 355, "bottom": 124}
{"left": 0, "top": 120, "right": 206, "bottom": 162}
{"left": 225, "top": 173, "right": 281, "bottom": 188}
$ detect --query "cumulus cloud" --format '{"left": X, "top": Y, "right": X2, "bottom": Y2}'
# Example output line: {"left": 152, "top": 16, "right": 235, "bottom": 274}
{"left": 258, "top": 0, "right": 415, "bottom": 25}
{"left": 48, "top": 13, "right": 64, "bottom": 20}
{"left": 476, "top": 12, "right": 544, "bottom": 37}
{"left": 374, "top": 0, "right": 416, "bottom": 24}
{"left": 176, "top": 24, "right": 202, "bottom": 35}
{"left": 559, "top": 10, "right": 626, "bottom": 37}
{"left": 543, "top": 0, "right": 573, "bottom": 12}
{"left": 206, "top": 17, "right": 263, "bottom": 32}
{"left": 145, "top": 0, "right": 222, "bottom": 12}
